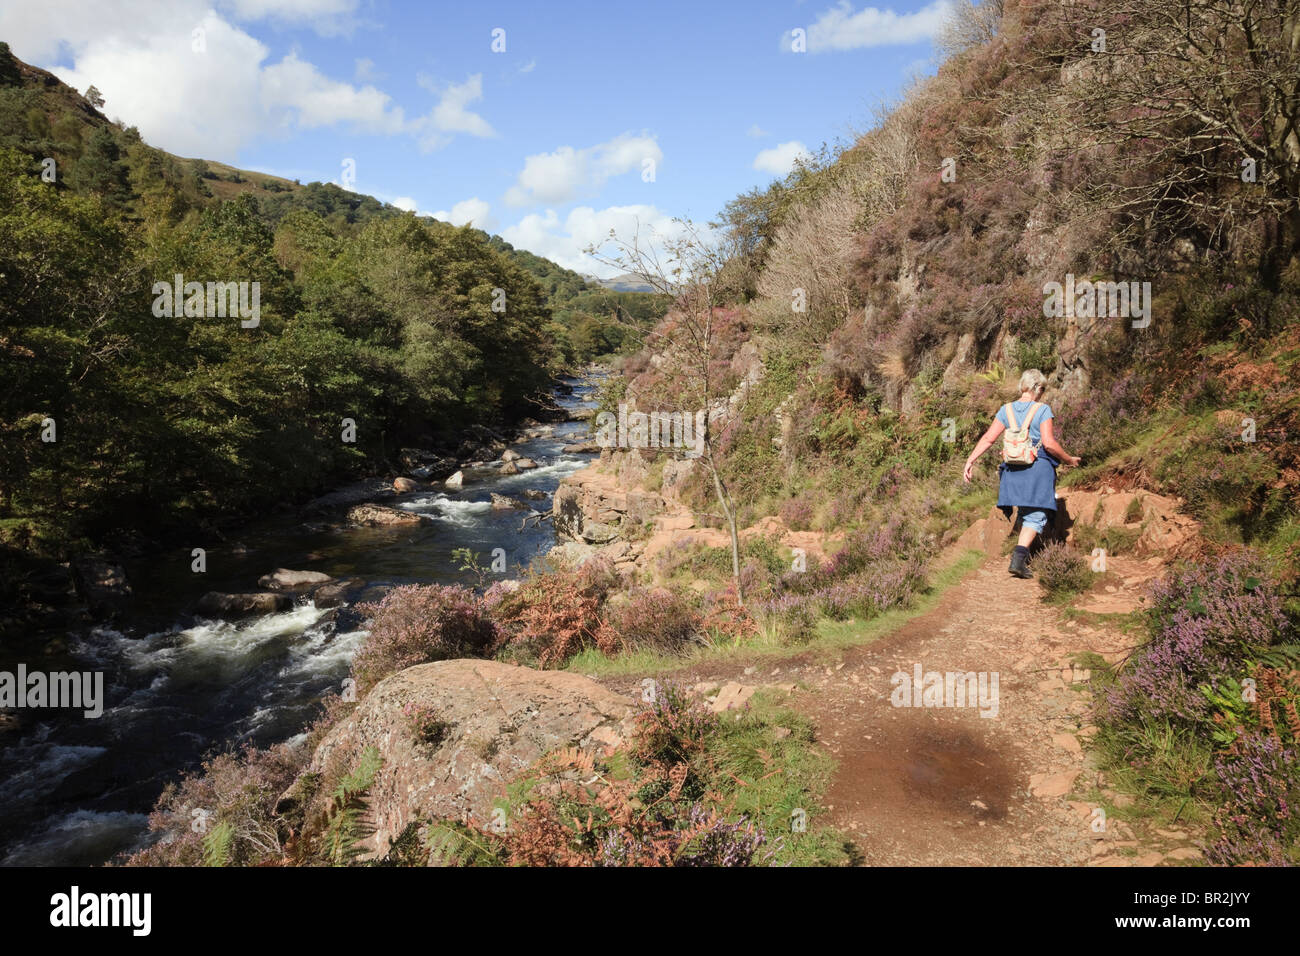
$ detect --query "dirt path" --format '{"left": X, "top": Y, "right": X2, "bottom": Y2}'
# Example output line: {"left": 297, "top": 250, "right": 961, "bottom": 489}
{"left": 599, "top": 551, "right": 1205, "bottom": 866}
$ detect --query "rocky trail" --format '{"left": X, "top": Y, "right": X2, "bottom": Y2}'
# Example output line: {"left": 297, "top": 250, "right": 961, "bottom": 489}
{"left": 594, "top": 494, "right": 1207, "bottom": 867}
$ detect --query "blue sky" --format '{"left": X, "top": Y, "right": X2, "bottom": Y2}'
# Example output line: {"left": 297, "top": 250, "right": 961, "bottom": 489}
{"left": 2, "top": 0, "right": 949, "bottom": 275}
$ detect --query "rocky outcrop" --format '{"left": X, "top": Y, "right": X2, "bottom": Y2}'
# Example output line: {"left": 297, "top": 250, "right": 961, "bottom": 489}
{"left": 258, "top": 568, "right": 333, "bottom": 590}
{"left": 196, "top": 591, "right": 293, "bottom": 618}
{"left": 393, "top": 477, "right": 418, "bottom": 493}
{"left": 346, "top": 503, "right": 423, "bottom": 527}
{"left": 282, "top": 659, "right": 636, "bottom": 858}
{"left": 553, "top": 465, "right": 665, "bottom": 543}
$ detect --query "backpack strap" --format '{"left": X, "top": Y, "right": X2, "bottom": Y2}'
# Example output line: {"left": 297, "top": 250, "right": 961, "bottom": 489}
{"left": 1003, "top": 403, "right": 1020, "bottom": 431}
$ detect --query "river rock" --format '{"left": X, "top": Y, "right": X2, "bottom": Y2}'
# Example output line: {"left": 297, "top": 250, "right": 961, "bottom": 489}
{"left": 71, "top": 557, "right": 132, "bottom": 616}
{"left": 444, "top": 470, "right": 465, "bottom": 489}
{"left": 258, "top": 568, "right": 333, "bottom": 590}
{"left": 501, "top": 449, "right": 521, "bottom": 463}
{"left": 196, "top": 591, "right": 293, "bottom": 618}
{"left": 499, "top": 461, "right": 519, "bottom": 475}
{"left": 515, "top": 458, "right": 538, "bottom": 470}
{"left": 278, "top": 660, "right": 636, "bottom": 859}
{"left": 310, "top": 578, "right": 365, "bottom": 608}
{"left": 392, "top": 477, "right": 418, "bottom": 493}
{"left": 346, "top": 503, "right": 423, "bottom": 527}
{"left": 521, "top": 489, "right": 548, "bottom": 501}
{"left": 491, "top": 493, "right": 528, "bottom": 511}
{"left": 562, "top": 440, "right": 600, "bottom": 453}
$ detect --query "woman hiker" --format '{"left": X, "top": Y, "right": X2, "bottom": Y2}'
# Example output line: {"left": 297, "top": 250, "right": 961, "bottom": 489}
{"left": 962, "top": 369, "right": 1081, "bottom": 578}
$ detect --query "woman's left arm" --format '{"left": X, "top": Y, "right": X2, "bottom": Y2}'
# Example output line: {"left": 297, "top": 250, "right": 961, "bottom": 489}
{"left": 964, "top": 419, "right": 1005, "bottom": 482}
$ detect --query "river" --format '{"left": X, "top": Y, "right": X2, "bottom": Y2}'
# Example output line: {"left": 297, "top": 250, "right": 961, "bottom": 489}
{"left": 0, "top": 376, "right": 600, "bottom": 866}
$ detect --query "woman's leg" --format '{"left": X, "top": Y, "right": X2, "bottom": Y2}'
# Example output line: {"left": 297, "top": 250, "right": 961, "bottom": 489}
{"left": 1010, "top": 510, "right": 1048, "bottom": 578}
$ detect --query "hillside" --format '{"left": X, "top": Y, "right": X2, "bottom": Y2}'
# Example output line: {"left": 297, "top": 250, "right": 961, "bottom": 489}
{"left": 0, "top": 41, "right": 659, "bottom": 367}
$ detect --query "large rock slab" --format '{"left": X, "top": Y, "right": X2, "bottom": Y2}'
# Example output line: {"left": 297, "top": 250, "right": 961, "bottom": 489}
{"left": 196, "top": 591, "right": 293, "bottom": 618}
{"left": 286, "top": 660, "right": 636, "bottom": 858}
{"left": 258, "top": 568, "right": 333, "bottom": 590}
{"left": 346, "top": 503, "right": 423, "bottom": 527}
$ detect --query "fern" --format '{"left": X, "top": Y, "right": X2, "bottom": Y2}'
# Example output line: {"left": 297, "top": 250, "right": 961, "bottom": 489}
{"left": 323, "top": 746, "right": 382, "bottom": 866}
{"left": 202, "top": 820, "right": 234, "bottom": 867}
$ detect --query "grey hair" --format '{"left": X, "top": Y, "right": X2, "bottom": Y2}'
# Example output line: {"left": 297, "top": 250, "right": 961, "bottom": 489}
{"left": 1018, "top": 368, "right": 1047, "bottom": 397}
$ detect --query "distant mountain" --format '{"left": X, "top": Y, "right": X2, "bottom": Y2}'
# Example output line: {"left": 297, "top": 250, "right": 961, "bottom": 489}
{"left": 584, "top": 272, "right": 659, "bottom": 293}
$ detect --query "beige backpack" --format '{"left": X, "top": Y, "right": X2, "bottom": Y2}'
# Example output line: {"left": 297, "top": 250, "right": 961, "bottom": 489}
{"left": 1001, "top": 401, "right": 1043, "bottom": 465}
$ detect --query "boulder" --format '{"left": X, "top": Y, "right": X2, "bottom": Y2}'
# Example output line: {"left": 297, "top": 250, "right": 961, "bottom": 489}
{"left": 258, "top": 568, "right": 333, "bottom": 590}
{"left": 393, "top": 477, "right": 418, "bottom": 493}
{"left": 490, "top": 493, "right": 528, "bottom": 511}
{"left": 562, "top": 440, "right": 600, "bottom": 453}
{"left": 514, "top": 458, "right": 538, "bottom": 470}
{"left": 312, "top": 578, "right": 366, "bottom": 609}
{"left": 196, "top": 591, "right": 293, "bottom": 618}
{"left": 71, "top": 557, "right": 132, "bottom": 616}
{"left": 444, "top": 470, "right": 465, "bottom": 489}
{"left": 501, "top": 449, "right": 522, "bottom": 463}
{"left": 521, "top": 489, "right": 549, "bottom": 501}
{"left": 499, "top": 461, "right": 519, "bottom": 476}
{"left": 346, "top": 503, "right": 423, "bottom": 527}
{"left": 280, "top": 660, "right": 636, "bottom": 858}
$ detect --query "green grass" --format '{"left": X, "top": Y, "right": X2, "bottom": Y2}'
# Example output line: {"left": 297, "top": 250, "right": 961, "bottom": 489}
{"left": 703, "top": 688, "right": 856, "bottom": 866}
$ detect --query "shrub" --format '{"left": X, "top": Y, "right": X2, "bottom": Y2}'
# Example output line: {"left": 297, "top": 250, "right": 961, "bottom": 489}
{"left": 629, "top": 681, "right": 719, "bottom": 770}
{"left": 490, "top": 561, "right": 618, "bottom": 667}
{"left": 1032, "top": 543, "right": 1093, "bottom": 598}
{"left": 1103, "top": 552, "right": 1291, "bottom": 726}
{"left": 124, "top": 742, "right": 304, "bottom": 867}
{"left": 351, "top": 585, "right": 498, "bottom": 693}
{"left": 403, "top": 702, "right": 449, "bottom": 747}
{"left": 1205, "top": 731, "right": 1300, "bottom": 866}
{"left": 779, "top": 497, "right": 814, "bottom": 531}
{"left": 606, "top": 587, "right": 700, "bottom": 654}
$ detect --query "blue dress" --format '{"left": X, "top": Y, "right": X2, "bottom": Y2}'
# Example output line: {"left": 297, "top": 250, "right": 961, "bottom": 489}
{"left": 995, "top": 401, "right": 1058, "bottom": 516}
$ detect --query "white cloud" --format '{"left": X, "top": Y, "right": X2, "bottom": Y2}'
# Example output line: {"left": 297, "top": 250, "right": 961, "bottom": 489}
{"left": 0, "top": 4, "right": 488, "bottom": 162}
{"left": 414, "top": 73, "right": 496, "bottom": 151}
{"left": 221, "top": 0, "right": 359, "bottom": 33}
{"left": 791, "top": 1, "right": 952, "bottom": 52}
{"left": 431, "top": 197, "right": 492, "bottom": 229}
{"left": 501, "top": 204, "right": 691, "bottom": 278}
{"left": 753, "top": 141, "right": 812, "bottom": 177}
{"left": 261, "top": 52, "right": 405, "bottom": 133}
{"left": 747, "top": 124, "right": 770, "bottom": 138}
{"left": 391, "top": 196, "right": 418, "bottom": 212}
{"left": 519, "top": 59, "right": 536, "bottom": 73}
{"left": 504, "top": 133, "right": 663, "bottom": 207}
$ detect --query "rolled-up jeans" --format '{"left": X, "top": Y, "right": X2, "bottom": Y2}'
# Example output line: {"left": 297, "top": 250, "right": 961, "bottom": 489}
{"left": 1017, "top": 508, "right": 1049, "bottom": 534}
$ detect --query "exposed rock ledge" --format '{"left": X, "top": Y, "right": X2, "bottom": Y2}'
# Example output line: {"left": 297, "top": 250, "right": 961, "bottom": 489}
{"left": 280, "top": 659, "right": 636, "bottom": 859}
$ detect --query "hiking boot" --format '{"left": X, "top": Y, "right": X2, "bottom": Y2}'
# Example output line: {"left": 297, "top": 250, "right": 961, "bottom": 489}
{"left": 1008, "top": 546, "right": 1033, "bottom": 579}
